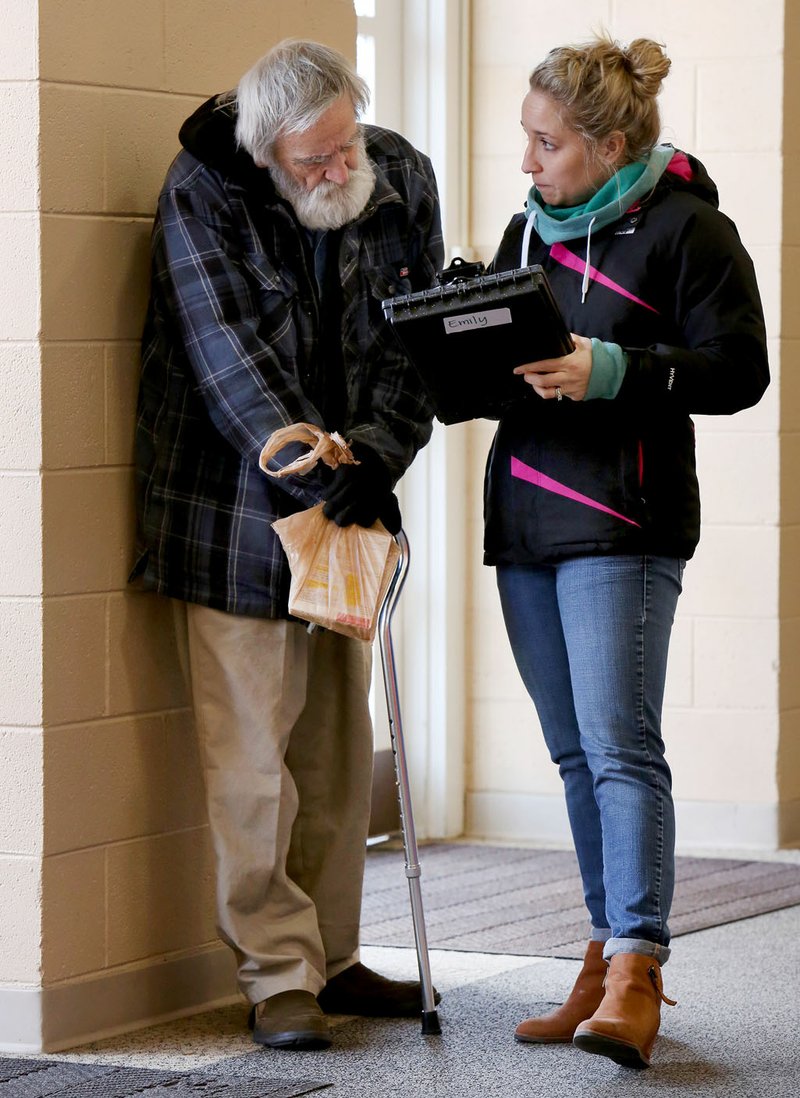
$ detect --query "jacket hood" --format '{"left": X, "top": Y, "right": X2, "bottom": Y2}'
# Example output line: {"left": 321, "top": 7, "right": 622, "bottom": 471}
{"left": 177, "top": 94, "right": 416, "bottom": 231}
{"left": 179, "top": 92, "right": 269, "bottom": 185}
{"left": 661, "top": 148, "right": 719, "bottom": 207}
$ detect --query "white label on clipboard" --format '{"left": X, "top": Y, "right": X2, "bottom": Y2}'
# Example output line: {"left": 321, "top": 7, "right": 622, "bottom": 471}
{"left": 443, "top": 307, "right": 512, "bottom": 334}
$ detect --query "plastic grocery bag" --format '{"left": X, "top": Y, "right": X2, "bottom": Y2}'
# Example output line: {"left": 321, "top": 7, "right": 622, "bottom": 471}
{"left": 261, "top": 424, "right": 400, "bottom": 642}
{"left": 259, "top": 422, "right": 357, "bottom": 478}
{"left": 272, "top": 503, "right": 399, "bottom": 641}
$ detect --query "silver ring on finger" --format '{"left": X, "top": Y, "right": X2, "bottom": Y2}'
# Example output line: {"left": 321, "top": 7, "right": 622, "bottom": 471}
{"left": 555, "top": 386, "right": 563, "bottom": 401}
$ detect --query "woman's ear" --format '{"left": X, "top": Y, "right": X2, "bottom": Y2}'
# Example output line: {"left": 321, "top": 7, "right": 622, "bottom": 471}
{"left": 601, "top": 131, "right": 626, "bottom": 167}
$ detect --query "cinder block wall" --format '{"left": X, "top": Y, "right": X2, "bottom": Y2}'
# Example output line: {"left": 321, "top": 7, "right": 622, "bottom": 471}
{"left": 0, "top": 0, "right": 355, "bottom": 1053}
{"left": 780, "top": 9, "right": 800, "bottom": 830}
{"left": 465, "top": 0, "right": 795, "bottom": 851}
{"left": 0, "top": 0, "right": 45, "bottom": 1048}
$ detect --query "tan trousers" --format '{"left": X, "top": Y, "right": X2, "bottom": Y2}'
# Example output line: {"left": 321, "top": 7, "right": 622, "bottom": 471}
{"left": 176, "top": 602, "right": 375, "bottom": 1005}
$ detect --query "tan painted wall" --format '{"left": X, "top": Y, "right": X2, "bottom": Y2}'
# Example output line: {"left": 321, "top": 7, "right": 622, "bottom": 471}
{"left": 464, "top": 0, "right": 795, "bottom": 850}
{"left": 0, "top": 0, "right": 355, "bottom": 1052}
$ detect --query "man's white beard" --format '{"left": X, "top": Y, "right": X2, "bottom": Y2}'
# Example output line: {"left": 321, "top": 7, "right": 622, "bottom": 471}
{"left": 270, "top": 140, "right": 376, "bottom": 231}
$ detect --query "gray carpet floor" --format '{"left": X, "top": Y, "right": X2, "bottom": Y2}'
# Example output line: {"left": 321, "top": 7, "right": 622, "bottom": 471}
{"left": 0, "top": 1057, "right": 327, "bottom": 1096}
{"left": 3, "top": 848, "right": 799, "bottom": 1097}
{"left": 194, "top": 906, "right": 800, "bottom": 1097}
{"left": 361, "top": 842, "right": 800, "bottom": 957}
{"left": 8, "top": 907, "right": 799, "bottom": 1097}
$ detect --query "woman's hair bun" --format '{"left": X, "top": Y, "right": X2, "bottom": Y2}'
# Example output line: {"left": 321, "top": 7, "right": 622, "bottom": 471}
{"left": 623, "top": 38, "right": 672, "bottom": 98}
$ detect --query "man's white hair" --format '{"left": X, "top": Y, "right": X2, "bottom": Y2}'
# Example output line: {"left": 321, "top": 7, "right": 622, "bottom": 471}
{"left": 235, "top": 39, "right": 370, "bottom": 167}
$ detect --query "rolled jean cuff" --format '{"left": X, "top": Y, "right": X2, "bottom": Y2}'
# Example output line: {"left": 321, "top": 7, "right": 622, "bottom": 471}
{"left": 603, "top": 937, "right": 671, "bottom": 966}
{"left": 591, "top": 927, "right": 612, "bottom": 942}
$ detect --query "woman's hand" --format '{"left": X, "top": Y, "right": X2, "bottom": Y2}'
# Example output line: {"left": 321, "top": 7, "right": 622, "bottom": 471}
{"left": 513, "top": 333, "right": 593, "bottom": 402}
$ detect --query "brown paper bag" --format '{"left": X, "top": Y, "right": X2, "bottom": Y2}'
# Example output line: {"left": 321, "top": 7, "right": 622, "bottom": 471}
{"left": 272, "top": 503, "right": 400, "bottom": 642}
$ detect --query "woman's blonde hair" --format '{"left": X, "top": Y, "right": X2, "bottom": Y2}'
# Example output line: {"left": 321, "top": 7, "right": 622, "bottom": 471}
{"left": 529, "top": 35, "right": 671, "bottom": 164}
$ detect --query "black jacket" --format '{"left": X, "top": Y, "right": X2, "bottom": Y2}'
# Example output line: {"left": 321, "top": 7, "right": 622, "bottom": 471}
{"left": 484, "top": 151, "right": 769, "bottom": 565}
{"left": 133, "top": 94, "right": 443, "bottom": 616}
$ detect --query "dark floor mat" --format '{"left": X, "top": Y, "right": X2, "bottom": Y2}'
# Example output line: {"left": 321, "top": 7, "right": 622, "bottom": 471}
{"left": 361, "top": 843, "right": 800, "bottom": 958}
{"left": 0, "top": 1057, "right": 329, "bottom": 1098}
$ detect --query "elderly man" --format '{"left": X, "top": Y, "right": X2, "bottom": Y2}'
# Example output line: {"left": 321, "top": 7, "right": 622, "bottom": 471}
{"left": 132, "top": 39, "right": 443, "bottom": 1049}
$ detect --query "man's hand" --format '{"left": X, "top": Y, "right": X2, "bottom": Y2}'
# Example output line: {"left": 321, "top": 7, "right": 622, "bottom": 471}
{"left": 322, "top": 443, "right": 402, "bottom": 534}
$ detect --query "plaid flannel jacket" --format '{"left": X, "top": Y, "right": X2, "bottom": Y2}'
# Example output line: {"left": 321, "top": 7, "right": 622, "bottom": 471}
{"left": 132, "top": 114, "right": 443, "bottom": 618}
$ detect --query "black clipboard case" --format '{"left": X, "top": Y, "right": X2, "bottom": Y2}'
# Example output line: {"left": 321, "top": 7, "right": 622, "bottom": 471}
{"left": 382, "top": 263, "right": 574, "bottom": 424}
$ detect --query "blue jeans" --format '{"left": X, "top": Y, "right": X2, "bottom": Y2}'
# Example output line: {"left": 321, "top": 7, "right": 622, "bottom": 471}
{"left": 496, "top": 556, "right": 683, "bottom": 966}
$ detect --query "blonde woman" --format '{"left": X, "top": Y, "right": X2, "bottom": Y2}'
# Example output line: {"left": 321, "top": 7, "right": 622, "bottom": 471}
{"left": 485, "top": 36, "right": 768, "bottom": 1067}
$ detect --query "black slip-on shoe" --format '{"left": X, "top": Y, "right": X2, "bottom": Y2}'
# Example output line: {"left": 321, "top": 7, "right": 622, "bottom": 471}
{"left": 251, "top": 990, "right": 332, "bottom": 1050}
{"left": 317, "top": 962, "right": 441, "bottom": 1017}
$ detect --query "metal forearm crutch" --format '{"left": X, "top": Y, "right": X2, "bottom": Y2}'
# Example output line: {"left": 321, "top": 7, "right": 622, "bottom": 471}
{"left": 377, "top": 529, "right": 441, "bottom": 1036}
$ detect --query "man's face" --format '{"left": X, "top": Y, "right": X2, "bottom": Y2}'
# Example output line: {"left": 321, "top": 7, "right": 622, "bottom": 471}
{"left": 269, "top": 95, "right": 376, "bottom": 231}
{"left": 273, "top": 95, "right": 361, "bottom": 191}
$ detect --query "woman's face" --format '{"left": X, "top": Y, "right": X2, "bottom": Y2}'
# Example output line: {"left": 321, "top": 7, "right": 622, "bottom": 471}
{"left": 521, "top": 89, "right": 620, "bottom": 208}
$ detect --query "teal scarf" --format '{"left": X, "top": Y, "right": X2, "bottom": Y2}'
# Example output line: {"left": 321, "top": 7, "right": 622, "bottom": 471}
{"left": 524, "top": 144, "right": 676, "bottom": 244}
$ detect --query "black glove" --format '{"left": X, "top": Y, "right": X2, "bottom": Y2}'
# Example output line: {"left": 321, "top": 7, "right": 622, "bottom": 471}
{"left": 322, "top": 443, "right": 402, "bottom": 535}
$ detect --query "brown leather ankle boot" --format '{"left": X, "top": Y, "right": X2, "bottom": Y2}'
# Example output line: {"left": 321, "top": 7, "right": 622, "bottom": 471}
{"left": 514, "top": 940, "right": 607, "bottom": 1044}
{"left": 573, "top": 952, "right": 676, "bottom": 1068}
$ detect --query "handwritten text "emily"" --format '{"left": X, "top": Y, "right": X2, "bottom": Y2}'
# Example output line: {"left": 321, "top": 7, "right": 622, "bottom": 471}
{"left": 443, "top": 307, "right": 512, "bottom": 334}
